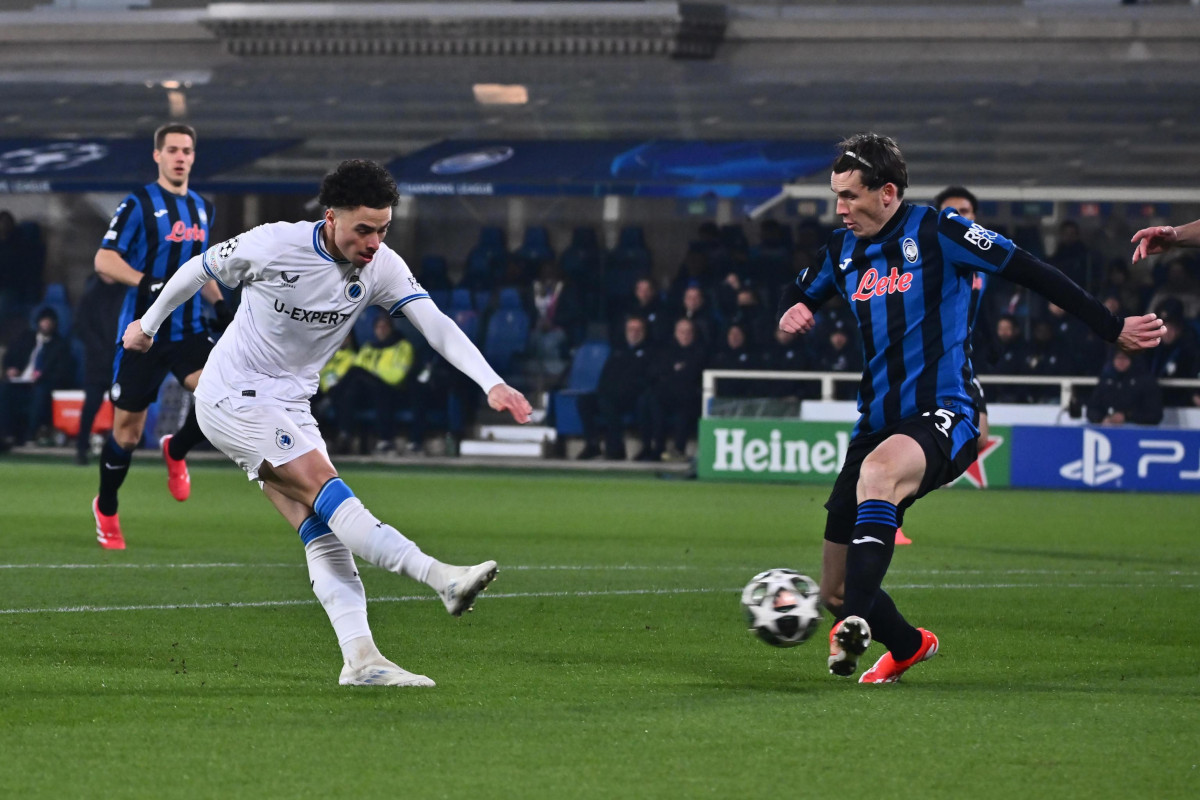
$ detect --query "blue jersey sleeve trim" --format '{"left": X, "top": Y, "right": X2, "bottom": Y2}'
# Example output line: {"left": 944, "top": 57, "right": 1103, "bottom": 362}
{"left": 389, "top": 293, "right": 432, "bottom": 317}
{"left": 201, "top": 258, "right": 236, "bottom": 291}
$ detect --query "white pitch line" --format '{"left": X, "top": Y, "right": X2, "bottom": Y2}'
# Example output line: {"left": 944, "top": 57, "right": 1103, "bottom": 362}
{"left": 0, "top": 582, "right": 1195, "bottom": 616}
{"left": 1, "top": 562, "right": 1197, "bottom": 577}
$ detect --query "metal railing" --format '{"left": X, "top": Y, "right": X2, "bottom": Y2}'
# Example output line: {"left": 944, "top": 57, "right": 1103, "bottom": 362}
{"left": 701, "top": 369, "right": 1200, "bottom": 417}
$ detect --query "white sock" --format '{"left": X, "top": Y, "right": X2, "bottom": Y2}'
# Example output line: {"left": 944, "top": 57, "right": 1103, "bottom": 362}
{"left": 305, "top": 533, "right": 372, "bottom": 651}
{"left": 326, "top": 497, "right": 437, "bottom": 585}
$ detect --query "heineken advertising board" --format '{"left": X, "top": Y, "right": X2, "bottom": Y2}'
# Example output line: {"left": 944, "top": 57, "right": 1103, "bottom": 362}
{"left": 698, "top": 418, "right": 1011, "bottom": 488}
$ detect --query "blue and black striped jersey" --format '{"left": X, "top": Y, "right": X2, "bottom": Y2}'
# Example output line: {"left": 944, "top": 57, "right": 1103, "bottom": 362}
{"left": 798, "top": 202, "right": 1017, "bottom": 437}
{"left": 101, "top": 182, "right": 214, "bottom": 343}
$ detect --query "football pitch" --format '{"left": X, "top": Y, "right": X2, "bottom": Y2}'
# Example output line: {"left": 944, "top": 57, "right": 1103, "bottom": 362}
{"left": 1, "top": 458, "right": 1196, "bottom": 799}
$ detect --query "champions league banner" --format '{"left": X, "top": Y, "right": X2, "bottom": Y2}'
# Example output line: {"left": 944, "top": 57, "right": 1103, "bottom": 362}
{"left": 0, "top": 138, "right": 300, "bottom": 193}
{"left": 388, "top": 139, "right": 834, "bottom": 199}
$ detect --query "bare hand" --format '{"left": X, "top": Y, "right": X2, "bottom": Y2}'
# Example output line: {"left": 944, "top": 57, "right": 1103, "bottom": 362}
{"left": 1116, "top": 313, "right": 1165, "bottom": 352}
{"left": 121, "top": 319, "right": 154, "bottom": 352}
{"left": 488, "top": 383, "right": 532, "bottom": 424}
{"left": 1130, "top": 225, "right": 1177, "bottom": 263}
{"left": 779, "top": 303, "right": 816, "bottom": 335}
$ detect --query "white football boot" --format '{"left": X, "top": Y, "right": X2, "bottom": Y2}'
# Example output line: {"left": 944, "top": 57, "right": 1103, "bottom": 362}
{"left": 438, "top": 560, "right": 498, "bottom": 616}
{"left": 339, "top": 661, "right": 436, "bottom": 687}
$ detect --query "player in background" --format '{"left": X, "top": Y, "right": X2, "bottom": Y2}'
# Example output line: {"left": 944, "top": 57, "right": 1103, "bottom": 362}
{"left": 92, "top": 123, "right": 232, "bottom": 550}
{"left": 122, "top": 160, "right": 532, "bottom": 688}
{"left": 1131, "top": 218, "right": 1200, "bottom": 262}
{"left": 778, "top": 133, "right": 1164, "bottom": 684}
{"left": 934, "top": 185, "right": 990, "bottom": 446}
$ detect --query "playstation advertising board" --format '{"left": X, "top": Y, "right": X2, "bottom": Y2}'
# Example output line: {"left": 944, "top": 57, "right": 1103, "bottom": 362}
{"left": 1010, "top": 426, "right": 1200, "bottom": 493}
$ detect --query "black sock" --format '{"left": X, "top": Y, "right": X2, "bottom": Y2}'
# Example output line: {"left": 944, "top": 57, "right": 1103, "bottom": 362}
{"left": 167, "top": 405, "right": 204, "bottom": 461}
{"left": 865, "top": 589, "right": 921, "bottom": 660}
{"left": 97, "top": 436, "right": 133, "bottom": 516}
{"left": 842, "top": 499, "right": 899, "bottom": 620}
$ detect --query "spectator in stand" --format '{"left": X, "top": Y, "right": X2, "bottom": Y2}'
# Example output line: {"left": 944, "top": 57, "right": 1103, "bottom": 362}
{"left": 0, "top": 307, "right": 76, "bottom": 451}
{"left": 759, "top": 327, "right": 810, "bottom": 400}
{"left": 677, "top": 283, "right": 717, "bottom": 351}
{"left": 667, "top": 244, "right": 715, "bottom": 310}
{"left": 729, "top": 284, "right": 772, "bottom": 347}
{"left": 978, "top": 314, "right": 1029, "bottom": 403}
{"left": 1097, "top": 258, "right": 1149, "bottom": 318}
{"left": 709, "top": 323, "right": 758, "bottom": 399}
{"left": 644, "top": 317, "right": 707, "bottom": 462}
{"left": 1147, "top": 311, "right": 1200, "bottom": 407}
{"left": 330, "top": 315, "right": 417, "bottom": 454}
{"left": 0, "top": 210, "right": 45, "bottom": 318}
{"left": 72, "top": 274, "right": 127, "bottom": 465}
{"left": 1087, "top": 350, "right": 1163, "bottom": 426}
{"left": 1049, "top": 219, "right": 1100, "bottom": 294}
{"left": 1025, "top": 318, "right": 1071, "bottom": 403}
{"left": 577, "top": 315, "right": 655, "bottom": 461}
{"left": 1145, "top": 254, "right": 1200, "bottom": 322}
{"left": 1045, "top": 302, "right": 1105, "bottom": 376}
{"left": 813, "top": 322, "right": 862, "bottom": 400}
{"left": 530, "top": 263, "right": 569, "bottom": 382}
{"left": 624, "top": 276, "right": 669, "bottom": 346}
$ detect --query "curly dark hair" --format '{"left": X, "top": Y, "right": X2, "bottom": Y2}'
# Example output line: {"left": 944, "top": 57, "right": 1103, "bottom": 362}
{"left": 318, "top": 159, "right": 400, "bottom": 210}
{"left": 832, "top": 133, "right": 908, "bottom": 197}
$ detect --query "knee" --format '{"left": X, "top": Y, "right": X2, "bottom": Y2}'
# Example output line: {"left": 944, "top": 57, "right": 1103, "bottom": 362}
{"left": 857, "top": 457, "right": 898, "bottom": 499}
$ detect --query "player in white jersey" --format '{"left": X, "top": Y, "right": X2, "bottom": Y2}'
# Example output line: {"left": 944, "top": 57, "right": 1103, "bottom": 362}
{"left": 121, "top": 160, "right": 532, "bottom": 687}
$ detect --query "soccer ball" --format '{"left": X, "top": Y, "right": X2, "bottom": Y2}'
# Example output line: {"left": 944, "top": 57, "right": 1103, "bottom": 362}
{"left": 741, "top": 569, "right": 822, "bottom": 647}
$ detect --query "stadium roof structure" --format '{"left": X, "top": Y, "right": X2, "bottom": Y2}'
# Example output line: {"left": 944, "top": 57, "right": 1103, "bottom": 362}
{"left": 0, "top": 2, "right": 1199, "bottom": 202}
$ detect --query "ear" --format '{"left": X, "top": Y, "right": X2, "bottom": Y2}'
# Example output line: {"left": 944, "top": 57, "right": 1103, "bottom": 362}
{"left": 324, "top": 208, "right": 336, "bottom": 226}
{"left": 880, "top": 182, "right": 898, "bottom": 206}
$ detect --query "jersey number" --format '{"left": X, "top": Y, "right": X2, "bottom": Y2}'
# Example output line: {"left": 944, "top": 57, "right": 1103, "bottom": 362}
{"left": 922, "top": 409, "right": 956, "bottom": 438}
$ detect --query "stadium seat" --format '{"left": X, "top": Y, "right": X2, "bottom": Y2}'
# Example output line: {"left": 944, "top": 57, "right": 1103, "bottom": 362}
{"left": 549, "top": 340, "right": 610, "bottom": 437}
{"left": 496, "top": 286, "right": 523, "bottom": 310}
{"left": 513, "top": 225, "right": 555, "bottom": 282}
{"left": 482, "top": 307, "right": 530, "bottom": 376}
{"left": 449, "top": 287, "right": 474, "bottom": 312}
{"left": 418, "top": 254, "right": 451, "bottom": 291}
{"left": 352, "top": 305, "right": 382, "bottom": 346}
{"left": 460, "top": 227, "right": 508, "bottom": 291}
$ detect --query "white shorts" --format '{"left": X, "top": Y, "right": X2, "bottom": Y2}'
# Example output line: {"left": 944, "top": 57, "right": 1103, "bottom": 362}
{"left": 197, "top": 396, "right": 329, "bottom": 481}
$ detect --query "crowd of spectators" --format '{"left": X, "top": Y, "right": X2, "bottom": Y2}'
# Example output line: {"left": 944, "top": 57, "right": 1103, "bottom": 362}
{"left": 2, "top": 205, "right": 1200, "bottom": 459}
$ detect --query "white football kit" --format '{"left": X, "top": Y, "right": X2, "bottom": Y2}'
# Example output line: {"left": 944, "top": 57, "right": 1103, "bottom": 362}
{"left": 140, "top": 219, "right": 503, "bottom": 478}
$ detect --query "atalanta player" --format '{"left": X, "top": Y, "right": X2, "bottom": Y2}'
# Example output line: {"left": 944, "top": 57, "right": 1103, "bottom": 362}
{"left": 91, "top": 124, "right": 232, "bottom": 550}
{"left": 778, "top": 133, "right": 1165, "bottom": 683}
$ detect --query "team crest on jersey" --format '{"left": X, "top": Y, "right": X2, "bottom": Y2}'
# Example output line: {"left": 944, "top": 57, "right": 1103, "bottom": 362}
{"left": 902, "top": 237, "right": 919, "bottom": 263}
{"left": 344, "top": 277, "right": 365, "bottom": 303}
{"left": 275, "top": 429, "right": 295, "bottom": 450}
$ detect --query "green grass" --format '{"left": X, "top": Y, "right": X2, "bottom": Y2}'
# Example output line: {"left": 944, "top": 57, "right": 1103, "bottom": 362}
{"left": 0, "top": 457, "right": 1197, "bottom": 799}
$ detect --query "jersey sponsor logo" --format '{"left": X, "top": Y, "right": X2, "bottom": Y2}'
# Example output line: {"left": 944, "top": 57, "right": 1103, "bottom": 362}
{"left": 902, "top": 237, "right": 919, "bottom": 263}
{"left": 962, "top": 223, "right": 999, "bottom": 251}
{"left": 281, "top": 271, "right": 299, "bottom": 284}
{"left": 154, "top": 209, "right": 169, "bottom": 218}
{"left": 850, "top": 267, "right": 913, "bottom": 301}
{"left": 344, "top": 278, "right": 365, "bottom": 303}
{"left": 166, "top": 221, "right": 206, "bottom": 243}
{"left": 838, "top": 257, "right": 853, "bottom": 273}
{"left": 272, "top": 299, "right": 352, "bottom": 326}
{"left": 275, "top": 428, "right": 295, "bottom": 450}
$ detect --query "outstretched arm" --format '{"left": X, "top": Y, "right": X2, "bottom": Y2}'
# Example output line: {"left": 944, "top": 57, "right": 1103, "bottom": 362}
{"left": 120, "top": 253, "right": 210, "bottom": 352}
{"left": 1131, "top": 218, "right": 1200, "bottom": 263}
{"left": 401, "top": 298, "right": 532, "bottom": 423}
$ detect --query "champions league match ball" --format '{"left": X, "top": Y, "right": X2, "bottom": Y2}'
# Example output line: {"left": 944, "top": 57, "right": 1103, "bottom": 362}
{"left": 741, "top": 569, "right": 822, "bottom": 647}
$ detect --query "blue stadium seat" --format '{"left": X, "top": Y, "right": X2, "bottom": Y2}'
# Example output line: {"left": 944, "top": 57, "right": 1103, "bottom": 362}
{"left": 451, "top": 308, "right": 481, "bottom": 343}
{"left": 352, "top": 305, "right": 382, "bottom": 346}
{"left": 496, "top": 287, "right": 523, "bottom": 310}
{"left": 482, "top": 307, "right": 530, "bottom": 375}
{"left": 418, "top": 255, "right": 451, "bottom": 291}
{"left": 449, "top": 287, "right": 474, "bottom": 311}
{"left": 550, "top": 340, "right": 611, "bottom": 437}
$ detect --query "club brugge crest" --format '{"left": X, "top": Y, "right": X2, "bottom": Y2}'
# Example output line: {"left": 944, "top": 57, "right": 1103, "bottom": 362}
{"left": 275, "top": 428, "right": 295, "bottom": 450}
{"left": 902, "top": 237, "right": 919, "bottom": 263}
{"left": 344, "top": 277, "right": 365, "bottom": 303}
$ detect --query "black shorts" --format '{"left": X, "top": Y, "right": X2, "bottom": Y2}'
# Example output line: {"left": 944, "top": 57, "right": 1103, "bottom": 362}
{"left": 823, "top": 410, "right": 979, "bottom": 545}
{"left": 110, "top": 335, "right": 214, "bottom": 413}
